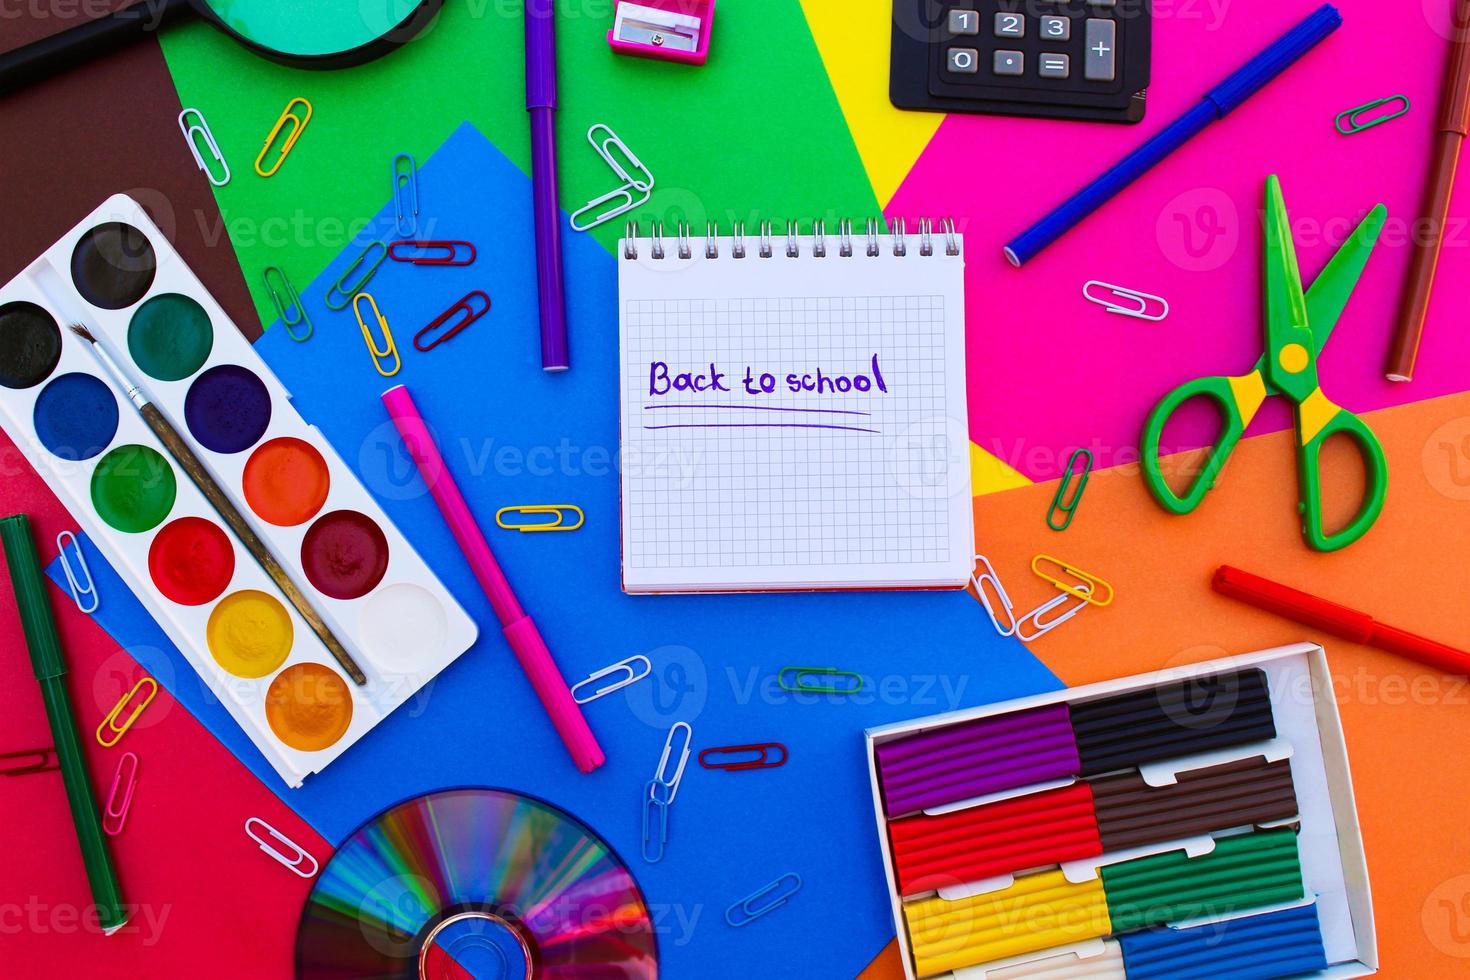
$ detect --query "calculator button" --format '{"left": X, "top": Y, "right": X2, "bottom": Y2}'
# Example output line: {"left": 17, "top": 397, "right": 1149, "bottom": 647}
{"left": 994, "top": 11, "right": 1025, "bottom": 38}
{"left": 1040, "top": 16, "right": 1070, "bottom": 41}
{"left": 1084, "top": 19, "right": 1116, "bottom": 81}
{"left": 1038, "top": 53, "right": 1070, "bottom": 78}
{"left": 993, "top": 50, "right": 1024, "bottom": 76}
{"left": 947, "top": 9, "right": 980, "bottom": 35}
{"left": 948, "top": 47, "right": 980, "bottom": 73}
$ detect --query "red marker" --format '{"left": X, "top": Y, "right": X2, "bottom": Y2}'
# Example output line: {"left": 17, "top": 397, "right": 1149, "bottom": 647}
{"left": 1213, "top": 565, "right": 1470, "bottom": 677}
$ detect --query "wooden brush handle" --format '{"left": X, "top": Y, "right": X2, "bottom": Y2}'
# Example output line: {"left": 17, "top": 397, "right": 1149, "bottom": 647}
{"left": 140, "top": 404, "right": 368, "bottom": 686}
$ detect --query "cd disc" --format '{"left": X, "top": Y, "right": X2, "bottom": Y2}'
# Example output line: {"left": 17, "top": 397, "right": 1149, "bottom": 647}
{"left": 295, "top": 788, "right": 658, "bottom": 979}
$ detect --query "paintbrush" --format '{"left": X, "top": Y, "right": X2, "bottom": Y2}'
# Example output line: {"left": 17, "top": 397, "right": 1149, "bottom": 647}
{"left": 69, "top": 323, "right": 368, "bottom": 686}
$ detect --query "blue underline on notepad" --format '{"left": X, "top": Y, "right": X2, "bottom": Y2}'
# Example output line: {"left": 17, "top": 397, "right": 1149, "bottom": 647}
{"left": 643, "top": 423, "right": 881, "bottom": 434}
{"left": 642, "top": 403, "right": 872, "bottom": 416}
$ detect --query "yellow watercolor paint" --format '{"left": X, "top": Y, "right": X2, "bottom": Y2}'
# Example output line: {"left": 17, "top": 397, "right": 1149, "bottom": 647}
{"left": 207, "top": 590, "right": 293, "bottom": 679}
{"left": 265, "top": 663, "right": 352, "bottom": 753}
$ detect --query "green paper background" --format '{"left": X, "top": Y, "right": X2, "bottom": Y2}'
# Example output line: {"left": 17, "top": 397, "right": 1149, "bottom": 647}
{"left": 160, "top": 0, "right": 879, "bottom": 331}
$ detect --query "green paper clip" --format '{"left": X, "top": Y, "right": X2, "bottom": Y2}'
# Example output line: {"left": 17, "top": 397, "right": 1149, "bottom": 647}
{"left": 1047, "top": 448, "right": 1093, "bottom": 531}
{"left": 325, "top": 241, "right": 388, "bottom": 310}
{"left": 1335, "top": 95, "right": 1409, "bottom": 135}
{"left": 262, "top": 265, "right": 313, "bottom": 342}
{"left": 777, "top": 666, "right": 864, "bottom": 695}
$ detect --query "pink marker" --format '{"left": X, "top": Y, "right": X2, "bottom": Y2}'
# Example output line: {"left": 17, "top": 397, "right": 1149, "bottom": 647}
{"left": 382, "top": 385, "right": 605, "bottom": 773}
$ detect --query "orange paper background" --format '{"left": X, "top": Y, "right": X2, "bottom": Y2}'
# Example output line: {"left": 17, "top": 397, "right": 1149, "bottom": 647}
{"left": 861, "top": 388, "right": 1470, "bottom": 978}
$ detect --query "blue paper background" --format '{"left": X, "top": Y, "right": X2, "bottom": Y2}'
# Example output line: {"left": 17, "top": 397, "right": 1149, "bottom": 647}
{"left": 49, "top": 123, "right": 1060, "bottom": 977}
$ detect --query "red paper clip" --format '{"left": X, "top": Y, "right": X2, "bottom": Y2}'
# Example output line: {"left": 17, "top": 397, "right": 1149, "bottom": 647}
{"left": 414, "top": 290, "right": 491, "bottom": 352}
{"left": 698, "top": 743, "right": 788, "bottom": 772}
{"left": 102, "top": 752, "right": 139, "bottom": 836}
{"left": 0, "top": 747, "right": 58, "bottom": 777}
{"left": 388, "top": 240, "right": 477, "bottom": 266}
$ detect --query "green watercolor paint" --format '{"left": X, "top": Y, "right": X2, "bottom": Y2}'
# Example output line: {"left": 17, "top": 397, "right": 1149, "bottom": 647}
{"left": 91, "top": 444, "right": 178, "bottom": 533}
{"left": 128, "top": 293, "right": 214, "bottom": 382}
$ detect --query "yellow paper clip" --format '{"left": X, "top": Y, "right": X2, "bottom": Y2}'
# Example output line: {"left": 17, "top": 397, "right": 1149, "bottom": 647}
{"left": 495, "top": 504, "right": 584, "bottom": 532}
{"left": 96, "top": 677, "right": 159, "bottom": 747}
{"left": 254, "top": 97, "right": 313, "bottom": 178}
{"left": 1032, "top": 554, "right": 1114, "bottom": 608}
{"left": 353, "top": 292, "right": 400, "bottom": 378}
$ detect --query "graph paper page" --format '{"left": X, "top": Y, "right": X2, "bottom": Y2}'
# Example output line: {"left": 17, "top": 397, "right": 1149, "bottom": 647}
{"left": 618, "top": 233, "right": 971, "bottom": 593}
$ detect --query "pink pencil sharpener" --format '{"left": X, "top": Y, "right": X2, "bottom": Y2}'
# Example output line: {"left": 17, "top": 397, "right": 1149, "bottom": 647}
{"left": 608, "top": 0, "right": 714, "bottom": 66}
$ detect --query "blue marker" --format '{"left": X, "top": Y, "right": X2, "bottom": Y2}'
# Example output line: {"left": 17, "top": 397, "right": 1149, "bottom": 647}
{"left": 1005, "top": 4, "right": 1343, "bottom": 267}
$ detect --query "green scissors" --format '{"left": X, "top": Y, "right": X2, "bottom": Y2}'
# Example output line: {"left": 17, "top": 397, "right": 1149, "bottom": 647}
{"left": 1141, "top": 176, "right": 1388, "bottom": 553}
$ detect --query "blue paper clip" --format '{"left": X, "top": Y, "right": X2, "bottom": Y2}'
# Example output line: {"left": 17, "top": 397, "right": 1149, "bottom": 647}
{"left": 56, "top": 530, "right": 98, "bottom": 614}
{"left": 725, "top": 873, "right": 802, "bottom": 927}
{"left": 641, "top": 779, "right": 669, "bottom": 863}
{"left": 392, "top": 153, "right": 419, "bottom": 237}
{"left": 325, "top": 241, "right": 388, "bottom": 311}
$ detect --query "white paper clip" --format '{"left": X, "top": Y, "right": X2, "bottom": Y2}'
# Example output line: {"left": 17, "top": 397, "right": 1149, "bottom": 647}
{"left": 56, "top": 530, "right": 98, "bottom": 614}
{"left": 1016, "top": 586, "right": 1091, "bottom": 643}
{"left": 970, "top": 554, "right": 1016, "bottom": 637}
{"left": 178, "top": 107, "right": 231, "bottom": 187}
{"left": 571, "top": 123, "right": 655, "bottom": 232}
{"left": 245, "top": 817, "right": 319, "bottom": 878}
{"left": 571, "top": 654, "right": 652, "bottom": 704}
{"left": 650, "top": 721, "right": 693, "bottom": 805}
{"left": 1083, "top": 281, "right": 1169, "bottom": 321}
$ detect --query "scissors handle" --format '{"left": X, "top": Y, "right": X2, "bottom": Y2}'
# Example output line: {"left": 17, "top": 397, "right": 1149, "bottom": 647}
{"left": 1141, "top": 375, "right": 1254, "bottom": 515}
{"left": 1297, "top": 404, "right": 1388, "bottom": 552}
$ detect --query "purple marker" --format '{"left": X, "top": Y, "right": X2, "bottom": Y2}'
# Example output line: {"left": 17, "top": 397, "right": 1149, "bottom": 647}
{"left": 526, "top": 0, "right": 569, "bottom": 371}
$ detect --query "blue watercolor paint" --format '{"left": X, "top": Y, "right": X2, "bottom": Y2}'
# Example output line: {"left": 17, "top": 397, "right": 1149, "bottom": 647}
{"left": 33, "top": 372, "right": 120, "bottom": 461}
{"left": 184, "top": 364, "right": 272, "bottom": 454}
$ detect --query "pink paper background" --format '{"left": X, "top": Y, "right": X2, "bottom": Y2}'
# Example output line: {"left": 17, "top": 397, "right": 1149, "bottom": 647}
{"left": 0, "top": 429, "right": 327, "bottom": 977}
{"left": 889, "top": 1, "right": 1470, "bottom": 480}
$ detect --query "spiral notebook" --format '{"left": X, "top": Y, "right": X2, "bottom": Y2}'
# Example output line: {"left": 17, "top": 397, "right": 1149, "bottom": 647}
{"left": 617, "top": 219, "right": 972, "bottom": 593}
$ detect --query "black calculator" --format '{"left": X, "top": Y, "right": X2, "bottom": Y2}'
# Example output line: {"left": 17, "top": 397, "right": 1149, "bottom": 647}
{"left": 890, "top": 0, "right": 1151, "bottom": 123}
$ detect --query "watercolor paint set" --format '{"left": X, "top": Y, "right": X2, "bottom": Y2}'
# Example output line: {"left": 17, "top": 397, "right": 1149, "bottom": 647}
{"left": 0, "top": 195, "right": 478, "bottom": 787}
{"left": 865, "top": 645, "right": 1377, "bottom": 980}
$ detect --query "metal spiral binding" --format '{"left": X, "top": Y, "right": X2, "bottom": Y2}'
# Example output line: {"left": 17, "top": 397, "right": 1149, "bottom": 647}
{"left": 943, "top": 217, "right": 959, "bottom": 256}
{"left": 622, "top": 218, "right": 960, "bottom": 259}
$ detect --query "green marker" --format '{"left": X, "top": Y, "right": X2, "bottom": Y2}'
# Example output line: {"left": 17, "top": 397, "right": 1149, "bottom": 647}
{"left": 0, "top": 515, "right": 127, "bottom": 934}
